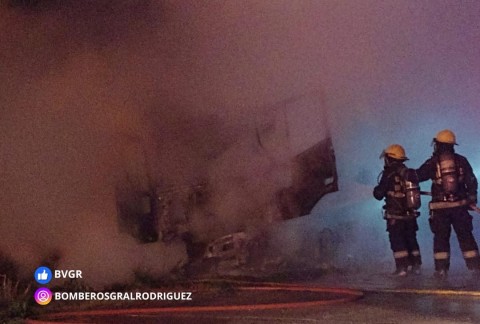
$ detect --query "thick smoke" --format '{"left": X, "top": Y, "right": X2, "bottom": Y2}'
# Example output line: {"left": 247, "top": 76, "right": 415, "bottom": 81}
{"left": 0, "top": 1, "right": 190, "bottom": 288}
{"left": 1, "top": 0, "right": 480, "bottom": 286}
{"left": 0, "top": 0, "right": 328, "bottom": 287}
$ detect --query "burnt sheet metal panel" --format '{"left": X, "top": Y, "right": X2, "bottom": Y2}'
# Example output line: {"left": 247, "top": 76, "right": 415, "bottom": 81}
{"left": 276, "top": 136, "right": 338, "bottom": 219}
{"left": 255, "top": 94, "right": 338, "bottom": 219}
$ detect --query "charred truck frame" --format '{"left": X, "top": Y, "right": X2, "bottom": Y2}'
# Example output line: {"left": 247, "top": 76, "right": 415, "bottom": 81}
{"left": 115, "top": 94, "right": 338, "bottom": 266}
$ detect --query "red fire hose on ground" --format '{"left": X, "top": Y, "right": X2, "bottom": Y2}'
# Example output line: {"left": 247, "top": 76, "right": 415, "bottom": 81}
{"left": 26, "top": 282, "right": 364, "bottom": 323}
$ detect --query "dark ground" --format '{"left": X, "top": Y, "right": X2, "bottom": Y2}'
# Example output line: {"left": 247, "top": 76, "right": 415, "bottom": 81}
{"left": 25, "top": 265, "right": 480, "bottom": 324}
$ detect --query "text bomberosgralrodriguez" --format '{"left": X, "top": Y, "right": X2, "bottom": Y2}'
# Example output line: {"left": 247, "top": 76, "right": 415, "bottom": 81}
{"left": 54, "top": 291, "right": 193, "bottom": 301}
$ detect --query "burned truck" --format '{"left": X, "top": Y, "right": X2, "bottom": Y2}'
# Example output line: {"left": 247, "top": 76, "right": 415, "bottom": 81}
{"left": 115, "top": 94, "right": 338, "bottom": 268}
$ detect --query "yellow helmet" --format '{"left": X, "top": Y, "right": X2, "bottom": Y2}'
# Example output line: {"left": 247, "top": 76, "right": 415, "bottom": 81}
{"left": 435, "top": 129, "right": 457, "bottom": 145}
{"left": 380, "top": 144, "right": 408, "bottom": 160}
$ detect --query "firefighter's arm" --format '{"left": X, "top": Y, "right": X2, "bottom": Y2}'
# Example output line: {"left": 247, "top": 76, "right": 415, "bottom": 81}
{"left": 415, "top": 158, "right": 435, "bottom": 182}
{"left": 373, "top": 172, "right": 388, "bottom": 200}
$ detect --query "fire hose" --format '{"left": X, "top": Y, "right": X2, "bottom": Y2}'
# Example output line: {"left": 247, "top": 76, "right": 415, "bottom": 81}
{"left": 26, "top": 282, "right": 363, "bottom": 323}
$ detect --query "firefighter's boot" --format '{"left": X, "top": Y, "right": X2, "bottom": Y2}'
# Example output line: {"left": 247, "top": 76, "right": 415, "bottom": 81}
{"left": 392, "top": 268, "right": 408, "bottom": 277}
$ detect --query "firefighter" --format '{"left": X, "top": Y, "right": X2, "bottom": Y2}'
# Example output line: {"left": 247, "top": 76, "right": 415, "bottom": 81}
{"left": 374, "top": 144, "right": 422, "bottom": 276}
{"left": 416, "top": 129, "right": 480, "bottom": 278}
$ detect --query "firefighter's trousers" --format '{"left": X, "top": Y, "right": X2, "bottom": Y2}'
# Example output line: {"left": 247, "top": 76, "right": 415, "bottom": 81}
{"left": 429, "top": 206, "right": 480, "bottom": 271}
{"left": 387, "top": 218, "right": 422, "bottom": 271}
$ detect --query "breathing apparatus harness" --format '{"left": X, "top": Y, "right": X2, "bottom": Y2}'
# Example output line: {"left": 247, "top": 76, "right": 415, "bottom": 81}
{"left": 428, "top": 140, "right": 470, "bottom": 210}
{"left": 377, "top": 158, "right": 421, "bottom": 220}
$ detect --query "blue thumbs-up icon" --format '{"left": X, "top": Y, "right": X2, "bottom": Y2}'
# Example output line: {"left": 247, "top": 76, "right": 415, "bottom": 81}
{"left": 34, "top": 266, "right": 52, "bottom": 285}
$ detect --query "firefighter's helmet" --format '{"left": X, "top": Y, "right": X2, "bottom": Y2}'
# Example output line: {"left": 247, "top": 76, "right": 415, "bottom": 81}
{"left": 435, "top": 129, "right": 457, "bottom": 145}
{"left": 380, "top": 144, "right": 408, "bottom": 161}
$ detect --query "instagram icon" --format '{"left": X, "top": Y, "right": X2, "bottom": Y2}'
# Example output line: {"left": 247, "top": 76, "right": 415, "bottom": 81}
{"left": 34, "top": 288, "right": 52, "bottom": 306}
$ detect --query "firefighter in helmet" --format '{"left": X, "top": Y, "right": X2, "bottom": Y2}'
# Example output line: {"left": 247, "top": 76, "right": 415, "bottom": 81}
{"left": 374, "top": 144, "right": 422, "bottom": 276}
{"left": 416, "top": 129, "right": 480, "bottom": 278}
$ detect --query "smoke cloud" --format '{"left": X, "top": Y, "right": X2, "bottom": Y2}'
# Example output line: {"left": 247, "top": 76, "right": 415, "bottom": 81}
{"left": 1, "top": 0, "right": 480, "bottom": 286}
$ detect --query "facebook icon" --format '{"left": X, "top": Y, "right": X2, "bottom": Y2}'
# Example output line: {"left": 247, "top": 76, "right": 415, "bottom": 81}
{"left": 34, "top": 266, "right": 52, "bottom": 285}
